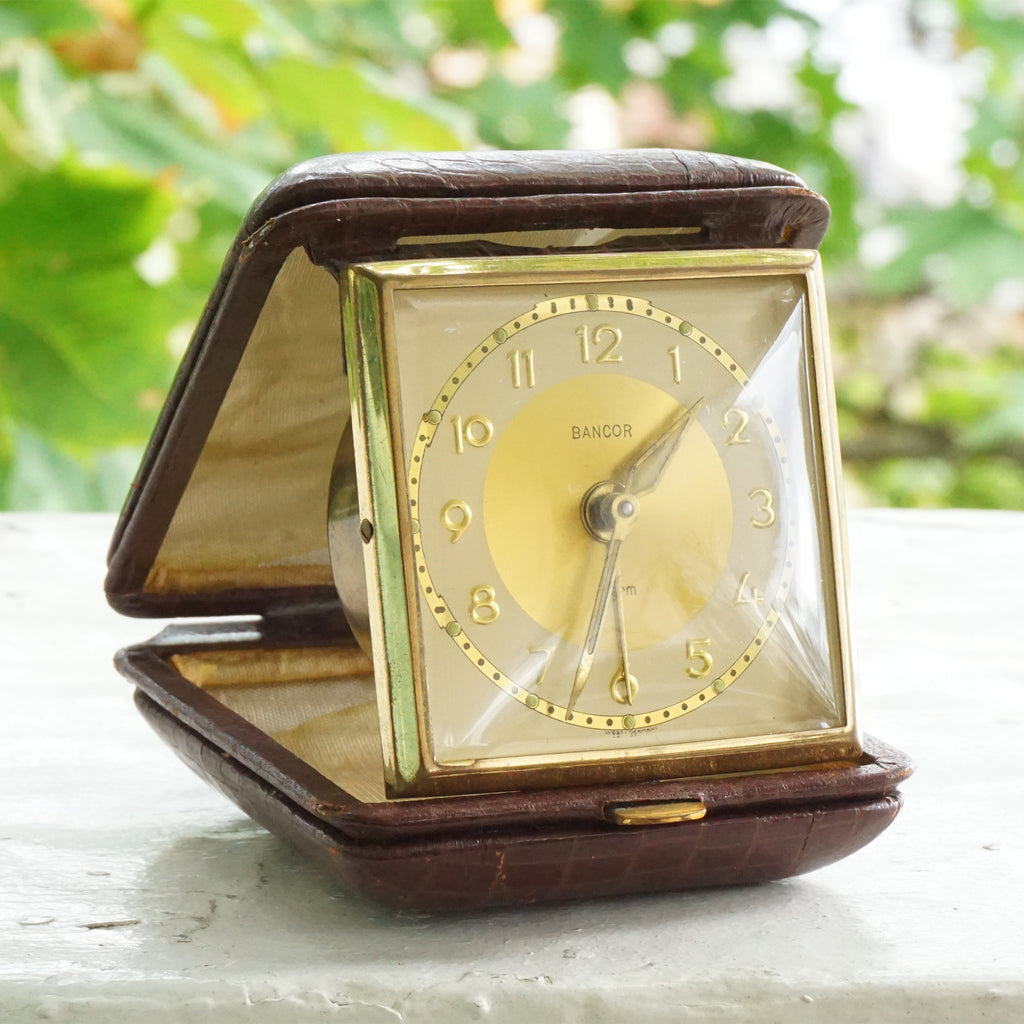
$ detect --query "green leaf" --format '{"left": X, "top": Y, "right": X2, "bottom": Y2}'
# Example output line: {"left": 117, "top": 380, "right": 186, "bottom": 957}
{"left": 144, "top": 0, "right": 260, "bottom": 46}
{"left": 950, "top": 457, "right": 1024, "bottom": 510}
{"left": 455, "top": 74, "right": 568, "bottom": 150}
{"left": 424, "top": 0, "right": 509, "bottom": 48}
{"left": 548, "top": 0, "right": 630, "bottom": 93}
{"left": 0, "top": 415, "right": 11, "bottom": 508}
{"left": 144, "top": 0, "right": 267, "bottom": 124}
{"left": 261, "top": 56, "right": 464, "bottom": 151}
{"left": 67, "top": 87, "right": 273, "bottom": 213}
{"left": 858, "top": 458, "right": 954, "bottom": 508}
{"left": 626, "top": 0, "right": 696, "bottom": 36}
{"left": 866, "top": 204, "right": 1024, "bottom": 305}
{"left": 962, "top": 376, "right": 1024, "bottom": 449}
{"left": 0, "top": 0, "right": 97, "bottom": 42}
{"left": 0, "top": 160, "right": 170, "bottom": 266}
{"left": 0, "top": 162, "right": 179, "bottom": 452}
{"left": 796, "top": 61, "right": 853, "bottom": 122}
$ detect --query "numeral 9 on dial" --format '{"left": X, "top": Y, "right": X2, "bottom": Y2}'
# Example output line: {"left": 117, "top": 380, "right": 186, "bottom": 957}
{"left": 441, "top": 499, "right": 472, "bottom": 543}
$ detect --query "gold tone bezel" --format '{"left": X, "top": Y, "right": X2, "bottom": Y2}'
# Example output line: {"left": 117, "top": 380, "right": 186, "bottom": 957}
{"left": 338, "top": 249, "right": 859, "bottom": 798}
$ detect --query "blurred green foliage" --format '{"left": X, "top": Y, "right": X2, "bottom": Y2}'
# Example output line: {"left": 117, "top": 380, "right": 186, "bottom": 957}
{"left": 0, "top": 0, "right": 1022, "bottom": 510}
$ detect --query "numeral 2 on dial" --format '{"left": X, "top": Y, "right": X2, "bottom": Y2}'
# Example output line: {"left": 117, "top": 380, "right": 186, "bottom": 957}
{"left": 722, "top": 407, "right": 750, "bottom": 445}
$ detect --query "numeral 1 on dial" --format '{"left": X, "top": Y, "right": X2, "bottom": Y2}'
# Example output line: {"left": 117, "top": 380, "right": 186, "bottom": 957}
{"left": 667, "top": 345, "right": 682, "bottom": 384}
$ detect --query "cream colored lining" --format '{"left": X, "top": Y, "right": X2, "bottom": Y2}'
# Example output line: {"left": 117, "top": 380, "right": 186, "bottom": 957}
{"left": 149, "top": 249, "right": 388, "bottom": 799}
{"left": 174, "top": 644, "right": 387, "bottom": 804}
{"left": 169, "top": 646, "right": 372, "bottom": 688}
{"left": 145, "top": 248, "right": 348, "bottom": 595}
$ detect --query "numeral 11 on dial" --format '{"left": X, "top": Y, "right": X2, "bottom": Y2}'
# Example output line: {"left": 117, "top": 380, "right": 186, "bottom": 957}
{"left": 507, "top": 349, "right": 535, "bottom": 389}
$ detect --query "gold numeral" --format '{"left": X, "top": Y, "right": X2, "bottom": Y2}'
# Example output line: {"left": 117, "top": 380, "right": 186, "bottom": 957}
{"left": 576, "top": 323, "right": 623, "bottom": 364}
{"left": 733, "top": 571, "right": 764, "bottom": 606}
{"left": 525, "top": 647, "right": 554, "bottom": 687}
{"left": 610, "top": 668, "right": 639, "bottom": 705}
{"left": 685, "top": 638, "right": 713, "bottom": 678}
{"left": 452, "top": 414, "right": 494, "bottom": 454}
{"left": 667, "top": 345, "right": 682, "bottom": 384}
{"left": 507, "top": 348, "right": 536, "bottom": 389}
{"left": 440, "top": 499, "right": 472, "bottom": 543}
{"left": 748, "top": 487, "right": 776, "bottom": 528}
{"left": 469, "top": 584, "right": 500, "bottom": 625}
{"left": 723, "top": 407, "right": 750, "bottom": 445}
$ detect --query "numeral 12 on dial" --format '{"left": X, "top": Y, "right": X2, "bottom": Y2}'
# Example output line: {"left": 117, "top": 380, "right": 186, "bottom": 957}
{"left": 576, "top": 324, "right": 623, "bottom": 363}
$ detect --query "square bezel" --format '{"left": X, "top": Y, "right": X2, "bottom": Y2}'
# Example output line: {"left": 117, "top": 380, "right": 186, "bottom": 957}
{"left": 337, "top": 250, "right": 859, "bottom": 798}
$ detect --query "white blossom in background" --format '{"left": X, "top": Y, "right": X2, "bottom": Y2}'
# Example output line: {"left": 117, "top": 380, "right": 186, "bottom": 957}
{"left": 792, "top": 0, "right": 981, "bottom": 206}
{"left": 566, "top": 85, "right": 621, "bottom": 149}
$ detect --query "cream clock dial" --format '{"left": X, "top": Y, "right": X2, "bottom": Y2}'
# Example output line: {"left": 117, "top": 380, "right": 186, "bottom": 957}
{"left": 408, "top": 292, "right": 793, "bottom": 728}
{"left": 340, "top": 251, "right": 856, "bottom": 796}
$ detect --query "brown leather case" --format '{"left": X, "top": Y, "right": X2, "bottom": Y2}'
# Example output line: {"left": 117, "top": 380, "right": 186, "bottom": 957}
{"left": 105, "top": 150, "right": 912, "bottom": 910}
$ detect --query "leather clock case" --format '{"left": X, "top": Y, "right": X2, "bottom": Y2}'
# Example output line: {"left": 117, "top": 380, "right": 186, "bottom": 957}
{"left": 106, "top": 150, "right": 912, "bottom": 911}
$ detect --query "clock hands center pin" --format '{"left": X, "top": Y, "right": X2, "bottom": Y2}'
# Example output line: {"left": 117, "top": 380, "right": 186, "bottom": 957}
{"left": 568, "top": 397, "right": 705, "bottom": 712}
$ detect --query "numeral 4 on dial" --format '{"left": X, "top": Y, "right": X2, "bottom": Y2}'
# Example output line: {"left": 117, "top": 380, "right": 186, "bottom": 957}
{"left": 733, "top": 571, "right": 764, "bottom": 605}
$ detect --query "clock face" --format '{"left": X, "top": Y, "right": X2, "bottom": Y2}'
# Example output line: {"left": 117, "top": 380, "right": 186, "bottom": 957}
{"left": 341, "top": 252, "right": 856, "bottom": 796}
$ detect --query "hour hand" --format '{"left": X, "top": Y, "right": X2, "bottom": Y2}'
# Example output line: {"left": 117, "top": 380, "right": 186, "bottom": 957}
{"left": 624, "top": 396, "right": 704, "bottom": 497}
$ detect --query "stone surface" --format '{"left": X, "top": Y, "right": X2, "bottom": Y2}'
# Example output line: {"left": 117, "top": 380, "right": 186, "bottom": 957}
{"left": 1, "top": 510, "right": 1021, "bottom": 1022}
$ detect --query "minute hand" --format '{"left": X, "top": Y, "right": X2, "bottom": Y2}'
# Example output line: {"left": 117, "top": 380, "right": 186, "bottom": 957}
{"left": 568, "top": 512, "right": 631, "bottom": 712}
{"left": 624, "top": 397, "right": 705, "bottom": 497}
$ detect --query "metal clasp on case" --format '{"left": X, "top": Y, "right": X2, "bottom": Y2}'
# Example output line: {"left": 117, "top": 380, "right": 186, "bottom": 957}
{"left": 606, "top": 800, "right": 707, "bottom": 826}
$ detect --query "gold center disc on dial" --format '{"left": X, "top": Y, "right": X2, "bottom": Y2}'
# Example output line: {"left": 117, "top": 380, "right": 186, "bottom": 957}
{"left": 483, "top": 374, "right": 733, "bottom": 650}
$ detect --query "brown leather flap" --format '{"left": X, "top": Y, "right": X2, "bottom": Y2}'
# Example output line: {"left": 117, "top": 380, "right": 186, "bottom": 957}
{"left": 118, "top": 620, "right": 909, "bottom": 840}
{"left": 104, "top": 150, "right": 830, "bottom": 620}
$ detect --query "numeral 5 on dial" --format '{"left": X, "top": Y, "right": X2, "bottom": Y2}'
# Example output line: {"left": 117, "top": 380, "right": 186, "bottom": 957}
{"left": 685, "top": 638, "right": 713, "bottom": 678}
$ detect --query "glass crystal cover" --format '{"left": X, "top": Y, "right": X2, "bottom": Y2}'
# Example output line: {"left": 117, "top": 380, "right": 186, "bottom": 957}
{"left": 340, "top": 251, "right": 856, "bottom": 795}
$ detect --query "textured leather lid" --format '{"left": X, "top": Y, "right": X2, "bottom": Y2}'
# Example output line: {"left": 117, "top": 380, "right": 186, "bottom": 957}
{"left": 104, "top": 149, "right": 830, "bottom": 620}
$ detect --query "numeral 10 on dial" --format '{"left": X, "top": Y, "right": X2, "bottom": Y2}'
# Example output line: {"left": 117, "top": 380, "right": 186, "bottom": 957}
{"left": 452, "top": 415, "right": 494, "bottom": 454}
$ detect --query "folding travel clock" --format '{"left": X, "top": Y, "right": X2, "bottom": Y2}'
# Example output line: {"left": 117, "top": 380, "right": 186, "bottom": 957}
{"left": 106, "top": 150, "right": 912, "bottom": 910}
